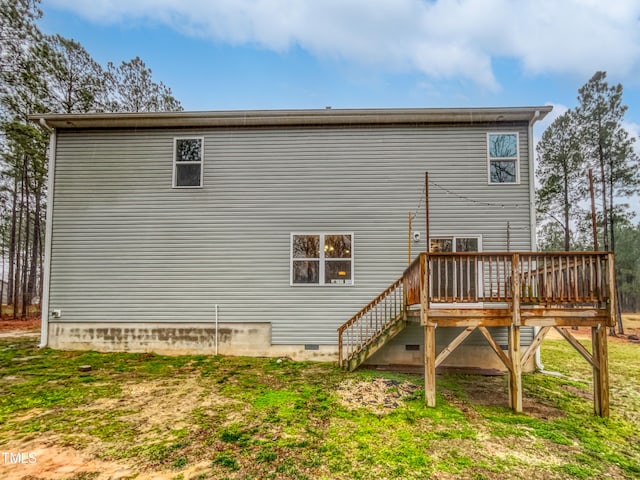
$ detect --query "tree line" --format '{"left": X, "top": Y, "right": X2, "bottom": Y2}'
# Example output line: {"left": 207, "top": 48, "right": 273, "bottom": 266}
{"left": 536, "top": 71, "right": 640, "bottom": 320}
{"left": 0, "top": 0, "right": 182, "bottom": 319}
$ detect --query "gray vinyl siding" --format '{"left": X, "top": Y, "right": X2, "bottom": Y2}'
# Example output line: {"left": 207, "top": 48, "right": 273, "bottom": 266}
{"left": 49, "top": 123, "right": 533, "bottom": 345}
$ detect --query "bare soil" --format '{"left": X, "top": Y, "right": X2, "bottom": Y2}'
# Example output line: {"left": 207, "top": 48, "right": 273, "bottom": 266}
{"left": 336, "top": 377, "right": 420, "bottom": 414}
{"left": 2, "top": 376, "right": 237, "bottom": 480}
{"left": 0, "top": 317, "right": 40, "bottom": 336}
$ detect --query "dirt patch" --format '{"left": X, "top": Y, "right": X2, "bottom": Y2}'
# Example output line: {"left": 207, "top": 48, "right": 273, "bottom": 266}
{"left": 470, "top": 390, "right": 565, "bottom": 420}
{"left": 0, "top": 318, "right": 40, "bottom": 339}
{"left": 446, "top": 376, "right": 566, "bottom": 420}
{"left": 336, "top": 377, "right": 420, "bottom": 414}
{"left": 1, "top": 374, "right": 238, "bottom": 480}
{"left": 0, "top": 317, "right": 40, "bottom": 332}
{"left": 562, "top": 384, "right": 593, "bottom": 400}
{"left": 0, "top": 440, "right": 213, "bottom": 480}
{"left": 0, "top": 441, "right": 132, "bottom": 480}
{"left": 336, "top": 375, "right": 566, "bottom": 419}
{"left": 86, "top": 375, "right": 237, "bottom": 440}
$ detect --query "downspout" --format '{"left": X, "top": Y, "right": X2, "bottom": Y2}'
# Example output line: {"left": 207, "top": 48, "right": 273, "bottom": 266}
{"left": 527, "top": 110, "right": 545, "bottom": 371}
{"left": 38, "top": 118, "right": 56, "bottom": 348}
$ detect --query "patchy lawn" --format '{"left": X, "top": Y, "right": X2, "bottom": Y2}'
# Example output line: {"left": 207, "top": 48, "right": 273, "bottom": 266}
{"left": 0, "top": 321, "right": 638, "bottom": 479}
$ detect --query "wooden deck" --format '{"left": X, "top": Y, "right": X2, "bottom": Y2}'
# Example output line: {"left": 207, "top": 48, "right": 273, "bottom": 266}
{"left": 338, "top": 251, "right": 616, "bottom": 416}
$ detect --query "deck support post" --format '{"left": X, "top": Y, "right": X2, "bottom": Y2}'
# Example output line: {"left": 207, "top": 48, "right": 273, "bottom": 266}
{"left": 420, "top": 253, "right": 436, "bottom": 407}
{"left": 592, "top": 324, "right": 610, "bottom": 417}
{"left": 508, "top": 253, "right": 522, "bottom": 413}
{"left": 508, "top": 325, "right": 522, "bottom": 413}
{"left": 424, "top": 324, "right": 436, "bottom": 407}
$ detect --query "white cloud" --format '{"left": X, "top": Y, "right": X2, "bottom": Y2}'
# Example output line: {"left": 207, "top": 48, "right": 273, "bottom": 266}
{"left": 45, "top": 0, "right": 640, "bottom": 89}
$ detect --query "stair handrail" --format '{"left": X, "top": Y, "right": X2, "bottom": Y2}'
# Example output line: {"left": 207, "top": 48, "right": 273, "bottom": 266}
{"left": 337, "top": 276, "right": 405, "bottom": 367}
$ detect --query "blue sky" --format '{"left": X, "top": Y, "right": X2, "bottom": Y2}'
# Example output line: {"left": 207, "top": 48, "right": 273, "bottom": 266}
{"left": 38, "top": 0, "right": 640, "bottom": 144}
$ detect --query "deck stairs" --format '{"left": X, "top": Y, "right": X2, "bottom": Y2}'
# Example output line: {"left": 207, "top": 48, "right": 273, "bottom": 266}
{"left": 337, "top": 277, "right": 416, "bottom": 371}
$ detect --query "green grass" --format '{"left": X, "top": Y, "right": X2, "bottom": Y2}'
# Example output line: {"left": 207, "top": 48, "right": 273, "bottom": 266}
{"left": 0, "top": 334, "right": 638, "bottom": 479}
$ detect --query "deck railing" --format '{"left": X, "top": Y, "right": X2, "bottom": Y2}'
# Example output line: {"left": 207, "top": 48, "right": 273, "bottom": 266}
{"left": 518, "top": 253, "right": 608, "bottom": 305}
{"left": 337, "top": 277, "right": 405, "bottom": 367}
{"left": 339, "top": 251, "right": 613, "bottom": 369}
{"left": 405, "top": 251, "right": 612, "bottom": 307}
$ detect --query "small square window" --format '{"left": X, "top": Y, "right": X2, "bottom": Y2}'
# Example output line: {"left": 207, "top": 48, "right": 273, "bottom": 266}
{"left": 173, "top": 137, "right": 203, "bottom": 188}
{"left": 488, "top": 133, "right": 519, "bottom": 184}
{"left": 291, "top": 233, "right": 353, "bottom": 286}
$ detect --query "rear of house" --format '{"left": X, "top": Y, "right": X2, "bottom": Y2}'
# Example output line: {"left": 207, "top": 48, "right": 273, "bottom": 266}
{"left": 34, "top": 107, "right": 551, "bottom": 370}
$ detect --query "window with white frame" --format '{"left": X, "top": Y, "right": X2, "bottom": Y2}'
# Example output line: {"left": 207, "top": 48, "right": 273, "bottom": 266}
{"left": 487, "top": 133, "right": 519, "bottom": 184}
{"left": 173, "top": 137, "right": 203, "bottom": 188}
{"left": 291, "top": 233, "right": 353, "bottom": 286}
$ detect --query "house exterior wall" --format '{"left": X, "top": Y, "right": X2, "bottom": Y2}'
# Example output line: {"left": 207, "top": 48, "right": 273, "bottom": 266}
{"left": 47, "top": 120, "right": 535, "bottom": 358}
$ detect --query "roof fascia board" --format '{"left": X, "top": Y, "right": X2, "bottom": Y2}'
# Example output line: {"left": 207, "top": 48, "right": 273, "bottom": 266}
{"left": 30, "top": 106, "right": 552, "bottom": 130}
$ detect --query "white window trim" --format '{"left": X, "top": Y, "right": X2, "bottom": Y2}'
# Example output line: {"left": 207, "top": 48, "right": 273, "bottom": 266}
{"left": 429, "top": 235, "right": 483, "bottom": 308}
{"left": 290, "top": 232, "right": 354, "bottom": 287}
{"left": 487, "top": 132, "right": 520, "bottom": 185}
{"left": 173, "top": 136, "right": 204, "bottom": 188}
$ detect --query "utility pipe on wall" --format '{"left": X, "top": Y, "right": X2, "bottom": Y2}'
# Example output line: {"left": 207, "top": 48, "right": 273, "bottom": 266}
{"left": 215, "top": 304, "right": 219, "bottom": 356}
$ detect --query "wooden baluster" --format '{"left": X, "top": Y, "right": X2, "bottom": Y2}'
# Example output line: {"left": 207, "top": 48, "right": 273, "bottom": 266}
{"left": 596, "top": 255, "right": 602, "bottom": 302}
{"left": 489, "top": 255, "right": 494, "bottom": 301}
{"left": 496, "top": 255, "right": 500, "bottom": 301}
{"left": 555, "top": 256, "right": 560, "bottom": 301}
{"left": 590, "top": 255, "right": 596, "bottom": 302}
{"left": 580, "top": 255, "right": 585, "bottom": 301}
{"left": 504, "top": 256, "right": 509, "bottom": 301}
{"left": 527, "top": 255, "right": 533, "bottom": 302}
{"left": 445, "top": 257, "right": 449, "bottom": 302}
{"left": 457, "top": 255, "right": 462, "bottom": 301}
{"left": 506, "top": 255, "right": 511, "bottom": 300}
{"left": 494, "top": 256, "right": 499, "bottom": 301}
{"left": 467, "top": 254, "right": 472, "bottom": 302}
{"left": 564, "top": 255, "right": 569, "bottom": 302}
{"left": 359, "top": 308, "right": 363, "bottom": 349}
{"left": 542, "top": 255, "right": 548, "bottom": 301}
{"left": 573, "top": 255, "right": 579, "bottom": 302}
{"left": 552, "top": 256, "right": 557, "bottom": 302}
{"left": 496, "top": 256, "right": 501, "bottom": 301}
{"left": 475, "top": 255, "right": 480, "bottom": 302}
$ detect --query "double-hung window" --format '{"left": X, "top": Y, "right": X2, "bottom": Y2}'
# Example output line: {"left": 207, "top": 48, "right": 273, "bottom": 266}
{"left": 291, "top": 233, "right": 353, "bottom": 286}
{"left": 487, "top": 133, "right": 519, "bottom": 184}
{"left": 173, "top": 137, "right": 203, "bottom": 188}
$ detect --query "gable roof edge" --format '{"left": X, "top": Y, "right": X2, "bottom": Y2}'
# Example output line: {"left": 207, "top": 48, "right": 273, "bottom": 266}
{"left": 30, "top": 106, "right": 553, "bottom": 130}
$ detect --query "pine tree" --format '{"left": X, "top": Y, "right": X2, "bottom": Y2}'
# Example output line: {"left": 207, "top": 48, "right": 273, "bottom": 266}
{"left": 576, "top": 71, "right": 640, "bottom": 252}
{"left": 536, "top": 110, "right": 585, "bottom": 250}
{"left": 0, "top": 0, "right": 42, "bottom": 76}
{"left": 38, "top": 34, "right": 107, "bottom": 114}
{"left": 0, "top": 0, "right": 184, "bottom": 319}
{"left": 575, "top": 71, "right": 640, "bottom": 333}
{"left": 105, "top": 57, "right": 182, "bottom": 113}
